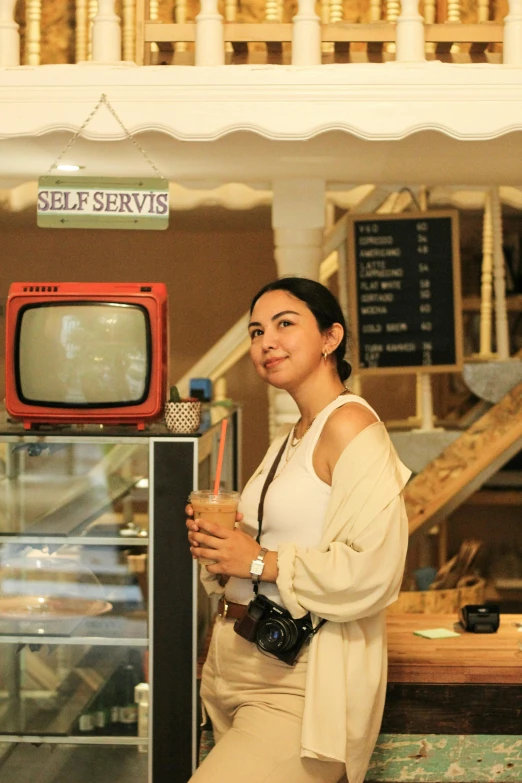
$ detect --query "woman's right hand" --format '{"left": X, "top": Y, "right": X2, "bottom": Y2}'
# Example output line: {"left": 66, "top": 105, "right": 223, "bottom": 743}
{"left": 185, "top": 503, "right": 244, "bottom": 558}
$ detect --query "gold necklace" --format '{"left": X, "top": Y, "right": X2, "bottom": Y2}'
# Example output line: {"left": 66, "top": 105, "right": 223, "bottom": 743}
{"left": 290, "top": 388, "right": 351, "bottom": 447}
{"left": 291, "top": 416, "right": 317, "bottom": 447}
{"left": 275, "top": 388, "right": 353, "bottom": 478}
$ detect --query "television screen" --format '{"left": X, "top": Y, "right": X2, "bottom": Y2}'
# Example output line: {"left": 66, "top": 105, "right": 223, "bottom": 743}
{"left": 17, "top": 303, "right": 150, "bottom": 407}
{"left": 5, "top": 282, "right": 168, "bottom": 428}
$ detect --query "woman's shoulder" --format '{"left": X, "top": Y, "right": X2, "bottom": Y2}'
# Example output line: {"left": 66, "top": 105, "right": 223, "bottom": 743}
{"left": 322, "top": 399, "right": 379, "bottom": 452}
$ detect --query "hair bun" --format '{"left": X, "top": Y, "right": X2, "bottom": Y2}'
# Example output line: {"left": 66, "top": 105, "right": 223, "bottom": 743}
{"left": 339, "top": 359, "right": 352, "bottom": 382}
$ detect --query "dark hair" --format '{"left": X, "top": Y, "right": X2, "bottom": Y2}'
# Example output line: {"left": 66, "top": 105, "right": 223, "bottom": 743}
{"left": 250, "top": 277, "right": 352, "bottom": 382}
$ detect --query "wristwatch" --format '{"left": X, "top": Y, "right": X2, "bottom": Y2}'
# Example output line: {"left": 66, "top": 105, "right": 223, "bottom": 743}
{"left": 250, "top": 547, "right": 269, "bottom": 585}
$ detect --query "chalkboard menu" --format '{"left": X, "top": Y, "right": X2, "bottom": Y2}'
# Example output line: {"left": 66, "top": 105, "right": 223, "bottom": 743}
{"left": 347, "top": 210, "right": 463, "bottom": 375}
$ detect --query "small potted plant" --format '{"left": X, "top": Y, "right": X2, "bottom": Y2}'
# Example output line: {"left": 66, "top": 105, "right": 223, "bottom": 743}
{"left": 164, "top": 386, "right": 202, "bottom": 434}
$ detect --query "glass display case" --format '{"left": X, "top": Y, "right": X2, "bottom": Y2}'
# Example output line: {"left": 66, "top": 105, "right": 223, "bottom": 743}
{"left": 0, "top": 409, "right": 241, "bottom": 783}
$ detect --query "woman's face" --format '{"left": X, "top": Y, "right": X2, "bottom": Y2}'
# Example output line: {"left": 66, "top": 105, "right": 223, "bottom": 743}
{"left": 248, "top": 289, "right": 327, "bottom": 390}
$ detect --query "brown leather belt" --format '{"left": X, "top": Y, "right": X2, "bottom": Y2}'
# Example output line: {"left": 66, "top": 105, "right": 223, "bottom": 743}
{"left": 217, "top": 597, "right": 248, "bottom": 621}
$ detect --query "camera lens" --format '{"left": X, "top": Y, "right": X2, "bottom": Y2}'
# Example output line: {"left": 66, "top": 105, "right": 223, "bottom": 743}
{"left": 257, "top": 617, "right": 298, "bottom": 653}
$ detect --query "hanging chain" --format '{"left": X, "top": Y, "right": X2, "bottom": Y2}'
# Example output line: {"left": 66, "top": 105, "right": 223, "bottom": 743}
{"left": 47, "top": 94, "right": 165, "bottom": 180}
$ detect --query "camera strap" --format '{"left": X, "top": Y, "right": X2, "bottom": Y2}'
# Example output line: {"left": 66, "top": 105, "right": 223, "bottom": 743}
{"left": 255, "top": 434, "right": 290, "bottom": 546}
{"left": 252, "top": 434, "right": 289, "bottom": 596}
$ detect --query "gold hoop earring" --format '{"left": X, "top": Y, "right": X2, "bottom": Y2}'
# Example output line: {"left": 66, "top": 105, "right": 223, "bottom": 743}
{"left": 323, "top": 350, "right": 329, "bottom": 362}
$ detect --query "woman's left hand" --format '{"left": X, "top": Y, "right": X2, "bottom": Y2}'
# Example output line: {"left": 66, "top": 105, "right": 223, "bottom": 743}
{"left": 189, "top": 521, "right": 261, "bottom": 578}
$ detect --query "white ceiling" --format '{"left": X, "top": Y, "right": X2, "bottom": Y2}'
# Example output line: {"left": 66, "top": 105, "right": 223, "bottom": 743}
{"left": 2, "top": 129, "right": 522, "bottom": 191}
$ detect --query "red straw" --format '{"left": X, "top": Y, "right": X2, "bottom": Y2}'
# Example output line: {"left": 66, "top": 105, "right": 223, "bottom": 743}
{"left": 213, "top": 418, "right": 228, "bottom": 496}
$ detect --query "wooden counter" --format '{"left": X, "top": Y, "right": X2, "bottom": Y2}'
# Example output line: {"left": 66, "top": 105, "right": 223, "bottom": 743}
{"left": 386, "top": 612, "right": 522, "bottom": 684}
{"left": 382, "top": 613, "right": 522, "bottom": 735}
{"left": 367, "top": 614, "right": 522, "bottom": 782}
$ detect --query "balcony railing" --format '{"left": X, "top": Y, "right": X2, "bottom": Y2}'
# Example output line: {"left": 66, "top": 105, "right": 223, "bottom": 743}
{"left": 1, "top": 0, "right": 522, "bottom": 68}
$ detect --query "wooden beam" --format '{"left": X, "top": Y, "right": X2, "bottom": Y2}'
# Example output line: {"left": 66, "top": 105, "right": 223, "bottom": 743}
{"left": 225, "top": 23, "right": 292, "bottom": 42}
{"left": 322, "top": 23, "right": 395, "bottom": 42}
{"left": 144, "top": 23, "right": 196, "bottom": 42}
{"left": 425, "top": 23, "right": 503, "bottom": 43}
{"left": 405, "top": 382, "right": 522, "bottom": 538}
{"left": 140, "top": 20, "right": 504, "bottom": 50}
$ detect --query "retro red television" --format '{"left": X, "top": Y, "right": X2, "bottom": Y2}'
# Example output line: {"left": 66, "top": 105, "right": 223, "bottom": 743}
{"left": 5, "top": 282, "right": 169, "bottom": 429}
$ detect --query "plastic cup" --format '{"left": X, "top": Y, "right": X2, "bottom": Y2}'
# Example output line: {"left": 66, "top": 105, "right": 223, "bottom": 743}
{"left": 189, "top": 490, "right": 240, "bottom": 565}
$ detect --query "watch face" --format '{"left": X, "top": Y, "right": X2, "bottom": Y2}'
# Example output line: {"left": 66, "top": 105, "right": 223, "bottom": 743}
{"left": 250, "top": 561, "right": 264, "bottom": 576}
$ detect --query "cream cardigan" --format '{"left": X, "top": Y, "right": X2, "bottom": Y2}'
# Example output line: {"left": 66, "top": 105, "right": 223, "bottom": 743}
{"left": 201, "top": 421, "right": 411, "bottom": 783}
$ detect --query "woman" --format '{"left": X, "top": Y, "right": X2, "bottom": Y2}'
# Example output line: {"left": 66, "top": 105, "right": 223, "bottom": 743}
{"left": 187, "top": 277, "right": 411, "bottom": 783}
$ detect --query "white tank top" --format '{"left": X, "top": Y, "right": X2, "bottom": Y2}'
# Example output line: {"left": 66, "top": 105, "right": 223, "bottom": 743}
{"left": 225, "top": 394, "right": 379, "bottom": 607}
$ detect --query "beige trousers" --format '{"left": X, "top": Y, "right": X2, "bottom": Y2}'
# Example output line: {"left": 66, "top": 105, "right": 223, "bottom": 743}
{"left": 190, "top": 617, "right": 346, "bottom": 783}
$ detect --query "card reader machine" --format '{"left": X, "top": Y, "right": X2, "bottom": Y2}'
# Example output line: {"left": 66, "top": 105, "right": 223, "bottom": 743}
{"left": 459, "top": 604, "right": 500, "bottom": 633}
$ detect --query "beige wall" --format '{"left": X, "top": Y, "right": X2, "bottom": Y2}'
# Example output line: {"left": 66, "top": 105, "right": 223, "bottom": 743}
{"left": 0, "top": 206, "right": 276, "bottom": 481}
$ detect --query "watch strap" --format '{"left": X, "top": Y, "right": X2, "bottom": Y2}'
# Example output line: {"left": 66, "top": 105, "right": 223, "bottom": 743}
{"left": 251, "top": 547, "right": 269, "bottom": 593}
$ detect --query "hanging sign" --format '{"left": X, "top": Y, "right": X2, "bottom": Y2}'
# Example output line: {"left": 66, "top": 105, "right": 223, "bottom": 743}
{"left": 37, "top": 176, "right": 169, "bottom": 230}
{"left": 347, "top": 210, "right": 463, "bottom": 374}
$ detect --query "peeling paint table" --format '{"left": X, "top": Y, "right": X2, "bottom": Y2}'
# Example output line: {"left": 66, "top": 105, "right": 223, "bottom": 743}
{"left": 366, "top": 613, "right": 522, "bottom": 783}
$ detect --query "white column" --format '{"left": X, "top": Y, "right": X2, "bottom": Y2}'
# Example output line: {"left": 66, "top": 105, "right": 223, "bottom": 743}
{"left": 76, "top": 0, "right": 88, "bottom": 62}
{"left": 91, "top": 0, "right": 121, "bottom": 62}
{"left": 504, "top": 0, "right": 522, "bottom": 65}
{"left": 270, "top": 179, "right": 326, "bottom": 435}
{"left": 292, "top": 0, "right": 321, "bottom": 65}
{"left": 447, "top": 0, "right": 461, "bottom": 53}
{"left": 150, "top": 0, "right": 159, "bottom": 57}
{"left": 320, "top": 0, "right": 332, "bottom": 54}
{"left": 396, "top": 0, "right": 425, "bottom": 62}
{"left": 386, "top": 0, "right": 400, "bottom": 52}
{"left": 477, "top": 0, "right": 489, "bottom": 22}
{"left": 479, "top": 191, "right": 494, "bottom": 357}
{"left": 225, "top": 0, "right": 238, "bottom": 54}
{"left": 369, "top": 0, "right": 382, "bottom": 22}
{"left": 265, "top": 0, "right": 280, "bottom": 22}
{"left": 25, "top": 0, "right": 41, "bottom": 66}
{"left": 175, "top": 0, "right": 188, "bottom": 53}
{"left": 447, "top": 0, "right": 461, "bottom": 21}
{"left": 0, "top": 0, "right": 20, "bottom": 66}
{"left": 272, "top": 179, "right": 326, "bottom": 280}
{"left": 416, "top": 372, "right": 435, "bottom": 430}
{"left": 337, "top": 240, "right": 361, "bottom": 396}
{"left": 329, "top": 0, "right": 343, "bottom": 23}
{"left": 490, "top": 188, "right": 510, "bottom": 359}
{"left": 423, "top": 0, "right": 436, "bottom": 53}
{"left": 88, "top": 1, "right": 98, "bottom": 59}
{"left": 195, "top": 0, "right": 224, "bottom": 66}
{"left": 122, "top": 0, "right": 134, "bottom": 62}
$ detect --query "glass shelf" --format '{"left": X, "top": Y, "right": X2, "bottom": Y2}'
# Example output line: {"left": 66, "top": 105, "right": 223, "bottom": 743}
{"left": 0, "top": 441, "right": 149, "bottom": 539}
{"left": 0, "top": 541, "right": 148, "bottom": 639}
{"left": 0, "top": 742, "right": 148, "bottom": 783}
{"left": 0, "top": 643, "right": 146, "bottom": 737}
{"left": 0, "top": 612, "right": 148, "bottom": 644}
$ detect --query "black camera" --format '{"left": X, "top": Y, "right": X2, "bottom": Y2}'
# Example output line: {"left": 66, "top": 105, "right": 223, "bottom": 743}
{"left": 234, "top": 593, "right": 315, "bottom": 666}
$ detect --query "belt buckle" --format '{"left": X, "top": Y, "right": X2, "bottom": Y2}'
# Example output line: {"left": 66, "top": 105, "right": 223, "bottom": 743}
{"left": 220, "top": 598, "right": 229, "bottom": 619}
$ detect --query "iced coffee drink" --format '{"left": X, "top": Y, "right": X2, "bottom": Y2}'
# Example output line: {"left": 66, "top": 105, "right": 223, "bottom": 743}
{"left": 189, "top": 490, "right": 240, "bottom": 564}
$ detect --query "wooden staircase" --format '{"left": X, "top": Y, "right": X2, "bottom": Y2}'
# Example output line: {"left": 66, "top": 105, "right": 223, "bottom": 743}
{"left": 405, "top": 382, "right": 522, "bottom": 539}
